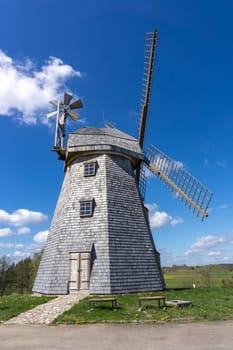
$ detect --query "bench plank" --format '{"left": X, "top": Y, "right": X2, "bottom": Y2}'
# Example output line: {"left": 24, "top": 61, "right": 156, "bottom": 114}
{"left": 89, "top": 297, "right": 117, "bottom": 309}
{"left": 138, "top": 296, "right": 166, "bottom": 309}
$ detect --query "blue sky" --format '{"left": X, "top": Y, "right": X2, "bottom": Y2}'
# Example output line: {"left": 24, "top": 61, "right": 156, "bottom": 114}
{"left": 0, "top": 0, "right": 232, "bottom": 266}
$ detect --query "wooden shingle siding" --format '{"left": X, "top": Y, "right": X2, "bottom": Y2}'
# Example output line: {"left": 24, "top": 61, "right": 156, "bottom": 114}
{"left": 106, "top": 155, "right": 164, "bottom": 293}
{"left": 33, "top": 127, "right": 165, "bottom": 295}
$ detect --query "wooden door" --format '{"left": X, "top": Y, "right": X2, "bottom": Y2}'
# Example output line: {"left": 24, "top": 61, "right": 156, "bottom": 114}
{"left": 69, "top": 252, "right": 90, "bottom": 293}
{"left": 80, "top": 252, "right": 91, "bottom": 290}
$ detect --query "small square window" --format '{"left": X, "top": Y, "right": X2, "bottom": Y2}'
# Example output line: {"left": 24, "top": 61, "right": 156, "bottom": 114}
{"left": 80, "top": 200, "right": 93, "bottom": 217}
{"left": 84, "top": 162, "right": 96, "bottom": 177}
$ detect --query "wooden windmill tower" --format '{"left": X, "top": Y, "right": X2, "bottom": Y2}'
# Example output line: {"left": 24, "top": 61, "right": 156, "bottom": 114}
{"left": 33, "top": 31, "right": 212, "bottom": 295}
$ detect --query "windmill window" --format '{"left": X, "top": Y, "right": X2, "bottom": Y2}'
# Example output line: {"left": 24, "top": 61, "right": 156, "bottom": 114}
{"left": 84, "top": 162, "right": 97, "bottom": 177}
{"left": 80, "top": 200, "right": 94, "bottom": 217}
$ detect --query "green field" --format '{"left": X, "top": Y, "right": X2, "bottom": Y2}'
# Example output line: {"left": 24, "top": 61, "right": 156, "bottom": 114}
{"left": 163, "top": 265, "right": 233, "bottom": 289}
{"left": 0, "top": 294, "right": 54, "bottom": 322}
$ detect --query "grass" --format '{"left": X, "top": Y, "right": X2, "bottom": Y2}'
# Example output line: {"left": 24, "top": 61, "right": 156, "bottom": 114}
{"left": 163, "top": 268, "right": 233, "bottom": 289}
{"left": 54, "top": 288, "right": 233, "bottom": 324}
{"left": 0, "top": 294, "right": 54, "bottom": 322}
{"left": 1, "top": 265, "right": 233, "bottom": 324}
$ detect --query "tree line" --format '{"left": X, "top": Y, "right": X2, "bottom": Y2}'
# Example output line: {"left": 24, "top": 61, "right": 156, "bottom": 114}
{"left": 0, "top": 252, "right": 42, "bottom": 296}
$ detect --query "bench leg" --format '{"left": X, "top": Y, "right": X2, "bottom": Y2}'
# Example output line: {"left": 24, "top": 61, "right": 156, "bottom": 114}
{"left": 161, "top": 299, "right": 166, "bottom": 309}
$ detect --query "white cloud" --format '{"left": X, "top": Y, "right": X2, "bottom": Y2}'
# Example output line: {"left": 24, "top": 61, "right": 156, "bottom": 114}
{"left": 170, "top": 217, "right": 184, "bottom": 227}
{"left": 146, "top": 203, "right": 184, "bottom": 229}
{"left": 207, "top": 251, "right": 222, "bottom": 256}
{"left": 0, "top": 209, "right": 47, "bottom": 227}
{"left": 15, "top": 244, "right": 25, "bottom": 249}
{"left": 223, "top": 256, "right": 230, "bottom": 261}
{"left": 0, "top": 243, "right": 25, "bottom": 250}
{"left": 33, "top": 230, "right": 49, "bottom": 244}
{"left": 203, "top": 158, "right": 226, "bottom": 169}
{"left": 219, "top": 204, "right": 228, "bottom": 209}
{"left": 203, "top": 158, "right": 210, "bottom": 168}
{"left": 145, "top": 203, "right": 159, "bottom": 212}
{"left": 12, "top": 251, "right": 30, "bottom": 258}
{"left": 161, "top": 232, "right": 233, "bottom": 266}
{"left": 208, "top": 204, "right": 229, "bottom": 214}
{"left": 2, "top": 242, "right": 43, "bottom": 262}
{"left": 0, "top": 243, "right": 14, "bottom": 248}
{"left": 183, "top": 233, "right": 233, "bottom": 264}
{"left": 184, "top": 248, "right": 201, "bottom": 257}
{"left": 0, "top": 50, "right": 82, "bottom": 124}
{"left": 5, "top": 243, "right": 42, "bottom": 261}
{"left": 190, "top": 235, "right": 226, "bottom": 250}
{"left": 0, "top": 227, "right": 14, "bottom": 237}
{"left": 17, "top": 226, "right": 31, "bottom": 235}
{"left": 149, "top": 211, "right": 172, "bottom": 228}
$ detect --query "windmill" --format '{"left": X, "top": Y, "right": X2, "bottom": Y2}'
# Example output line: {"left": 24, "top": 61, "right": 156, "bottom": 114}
{"left": 33, "top": 30, "right": 213, "bottom": 295}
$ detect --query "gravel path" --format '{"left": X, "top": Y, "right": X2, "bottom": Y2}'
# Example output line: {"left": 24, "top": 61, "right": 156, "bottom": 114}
{"left": 5, "top": 291, "right": 88, "bottom": 325}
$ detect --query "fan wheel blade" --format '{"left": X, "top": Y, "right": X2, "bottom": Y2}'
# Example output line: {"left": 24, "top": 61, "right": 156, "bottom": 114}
{"left": 69, "top": 98, "right": 83, "bottom": 110}
{"left": 47, "top": 111, "right": 57, "bottom": 118}
{"left": 49, "top": 100, "right": 59, "bottom": 107}
{"left": 64, "top": 93, "right": 72, "bottom": 105}
{"left": 67, "top": 110, "right": 79, "bottom": 121}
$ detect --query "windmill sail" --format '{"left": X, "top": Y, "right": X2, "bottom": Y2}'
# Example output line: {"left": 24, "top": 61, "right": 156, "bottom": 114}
{"left": 138, "top": 166, "right": 147, "bottom": 201}
{"left": 145, "top": 145, "right": 213, "bottom": 220}
{"left": 138, "top": 30, "right": 157, "bottom": 148}
{"left": 136, "top": 30, "right": 157, "bottom": 186}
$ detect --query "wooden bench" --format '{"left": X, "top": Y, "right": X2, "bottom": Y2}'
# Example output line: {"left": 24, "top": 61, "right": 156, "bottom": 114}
{"left": 138, "top": 296, "right": 166, "bottom": 309}
{"left": 89, "top": 297, "right": 117, "bottom": 310}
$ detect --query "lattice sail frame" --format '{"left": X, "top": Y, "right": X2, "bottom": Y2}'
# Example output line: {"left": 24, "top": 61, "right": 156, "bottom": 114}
{"left": 136, "top": 30, "right": 157, "bottom": 187}
{"left": 137, "top": 30, "right": 157, "bottom": 148}
{"left": 138, "top": 166, "right": 147, "bottom": 202}
{"left": 145, "top": 145, "right": 213, "bottom": 220}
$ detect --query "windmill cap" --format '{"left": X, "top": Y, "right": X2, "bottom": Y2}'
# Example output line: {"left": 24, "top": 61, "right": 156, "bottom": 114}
{"left": 65, "top": 127, "right": 144, "bottom": 168}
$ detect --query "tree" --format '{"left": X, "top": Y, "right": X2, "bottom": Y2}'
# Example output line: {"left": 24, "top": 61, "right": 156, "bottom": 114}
{"left": 15, "top": 258, "right": 31, "bottom": 294}
{"left": 0, "top": 256, "right": 11, "bottom": 296}
{"left": 198, "top": 266, "right": 212, "bottom": 287}
{"left": 0, "top": 251, "right": 42, "bottom": 295}
{"left": 29, "top": 251, "right": 42, "bottom": 291}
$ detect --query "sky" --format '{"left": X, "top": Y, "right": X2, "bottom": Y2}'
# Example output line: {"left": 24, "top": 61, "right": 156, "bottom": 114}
{"left": 0, "top": 0, "right": 232, "bottom": 266}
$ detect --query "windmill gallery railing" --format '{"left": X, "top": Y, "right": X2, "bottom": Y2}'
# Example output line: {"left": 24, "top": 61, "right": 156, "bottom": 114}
{"left": 144, "top": 145, "right": 213, "bottom": 220}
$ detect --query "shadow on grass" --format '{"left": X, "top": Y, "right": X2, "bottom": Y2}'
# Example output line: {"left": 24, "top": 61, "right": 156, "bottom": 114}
{"left": 89, "top": 305, "right": 123, "bottom": 311}
{"left": 139, "top": 305, "right": 166, "bottom": 311}
{"left": 165, "top": 287, "right": 193, "bottom": 291}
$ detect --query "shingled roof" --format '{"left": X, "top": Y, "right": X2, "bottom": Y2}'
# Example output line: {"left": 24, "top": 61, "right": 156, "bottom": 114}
{"left": 66, "top": 127, "right": 144, "bottom": 167}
